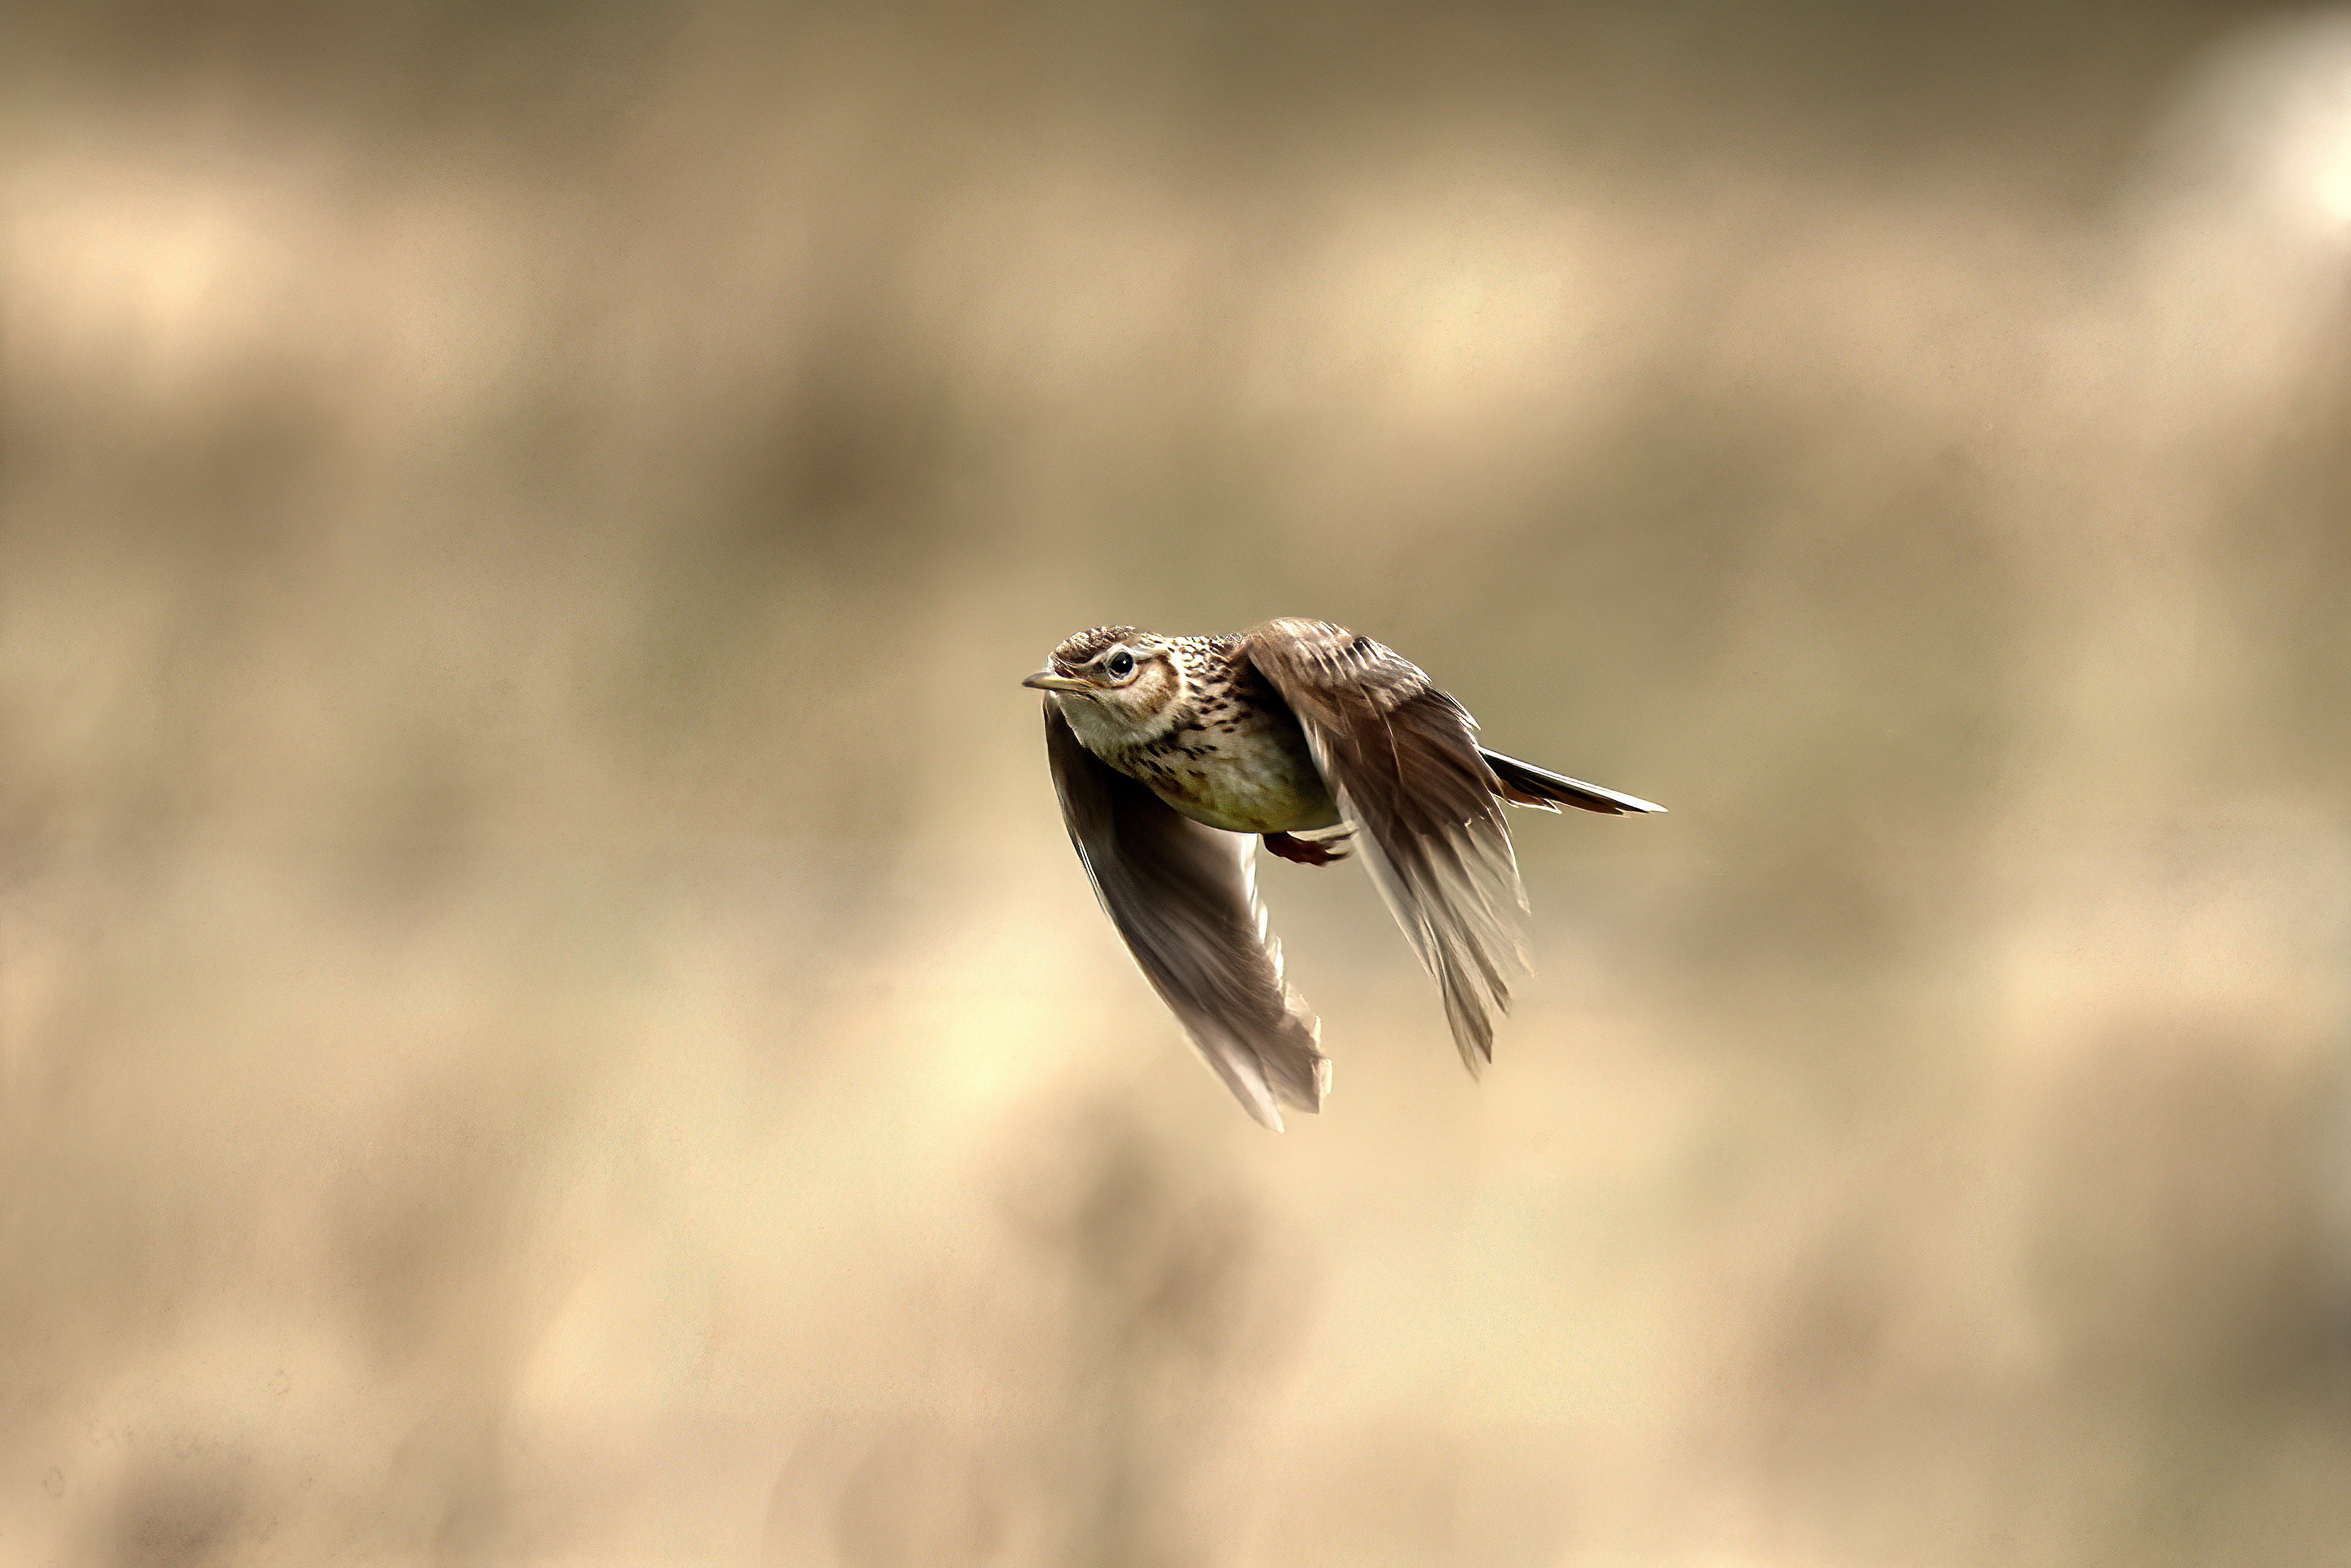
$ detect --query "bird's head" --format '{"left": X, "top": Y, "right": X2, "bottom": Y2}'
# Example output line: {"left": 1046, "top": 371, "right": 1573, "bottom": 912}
{"left": 1023, "top": 626, "right": 1183, "bottom": 749}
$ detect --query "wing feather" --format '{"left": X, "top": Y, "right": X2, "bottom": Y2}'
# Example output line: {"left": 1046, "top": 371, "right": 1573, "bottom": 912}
{"left": 1043, "top": 700, "right": 1328, "bottom": 1129}
{"left": 1244, "top": 619, "right": 1528, "bottom": 1072}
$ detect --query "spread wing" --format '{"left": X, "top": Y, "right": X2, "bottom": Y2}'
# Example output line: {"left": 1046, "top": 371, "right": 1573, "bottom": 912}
{"left": 1043, "top": 700, "right": 1328, "bottom": 1130}
{"left": 1244, "top": 618, "right": 1528, "bottom": 1072}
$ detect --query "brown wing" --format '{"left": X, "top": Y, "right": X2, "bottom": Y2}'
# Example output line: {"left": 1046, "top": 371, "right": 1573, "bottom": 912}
{"left": 1244, "top": 619, "right": 1527, "bottom": 1072}
{"left": 1043, "top": 700, "right": 1328, "bottom": 1129}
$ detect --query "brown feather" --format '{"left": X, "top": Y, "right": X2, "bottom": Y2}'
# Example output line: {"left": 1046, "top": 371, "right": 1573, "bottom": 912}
{"left": 1043, "top": 700, "right": 1328, "bottom": 1128}
{"left": 1244, "top": 619, "right": 1529, "bottom": 1072}
{"left": 1480, "top": 747, "right": 1666, "bottom": 816}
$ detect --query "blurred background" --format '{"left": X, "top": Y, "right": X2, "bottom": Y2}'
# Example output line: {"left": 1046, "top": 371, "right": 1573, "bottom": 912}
{"left": 5, "top": 1, "right": 2351, "bottom": 1562}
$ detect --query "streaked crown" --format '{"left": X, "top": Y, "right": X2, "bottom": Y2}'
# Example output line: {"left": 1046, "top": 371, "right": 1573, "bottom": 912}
{"left": 1036, "top": 624, "right": 1204, "bottom": 755}
{"left": 1049, "top": 625, "right": 1141, "bottom": 676}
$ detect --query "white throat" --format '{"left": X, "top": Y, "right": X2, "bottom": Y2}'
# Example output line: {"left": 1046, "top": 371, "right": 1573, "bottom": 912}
{"left": 1054, "top": 663, "right": 1184, "bottom": 756}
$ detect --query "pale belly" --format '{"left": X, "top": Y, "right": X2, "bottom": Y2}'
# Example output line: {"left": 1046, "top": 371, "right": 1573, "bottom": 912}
{"left": 1120, "top": 726, "right": 1342, "bottom": 836}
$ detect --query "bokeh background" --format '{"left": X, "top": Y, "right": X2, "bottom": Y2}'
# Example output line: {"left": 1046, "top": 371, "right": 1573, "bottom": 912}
{"left": 7, "top": 1, "right": 2351, "bottom": 1563}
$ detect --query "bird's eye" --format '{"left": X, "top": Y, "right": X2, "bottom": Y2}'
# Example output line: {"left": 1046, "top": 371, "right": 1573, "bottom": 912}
{"left": 1106, "top": 651, "right": 1135, "bottom": 678}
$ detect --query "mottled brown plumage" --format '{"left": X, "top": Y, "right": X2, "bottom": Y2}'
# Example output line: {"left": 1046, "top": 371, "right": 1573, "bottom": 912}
{"left": 1025, "top": 618, "right": 1662, "bottom": 1128}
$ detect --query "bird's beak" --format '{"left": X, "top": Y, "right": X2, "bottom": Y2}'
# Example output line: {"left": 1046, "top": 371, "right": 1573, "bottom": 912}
{"left": 1022, "top": 669, "right": 1092, "bottom": 694}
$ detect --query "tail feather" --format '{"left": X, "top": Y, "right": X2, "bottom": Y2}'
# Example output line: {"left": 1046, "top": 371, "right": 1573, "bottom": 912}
{"left": 1479, "top": 749, "right": 1665, "bottom": 816}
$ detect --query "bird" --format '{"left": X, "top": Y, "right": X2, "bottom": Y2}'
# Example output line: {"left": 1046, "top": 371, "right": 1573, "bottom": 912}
{"left": 1023, "top": 617, "right": 1662, "bottom": 1129}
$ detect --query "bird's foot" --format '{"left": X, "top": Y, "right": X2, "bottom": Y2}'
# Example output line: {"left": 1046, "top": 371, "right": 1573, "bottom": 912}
{"left": 1264, "top": 830, "right": 1352, "bottom": 867}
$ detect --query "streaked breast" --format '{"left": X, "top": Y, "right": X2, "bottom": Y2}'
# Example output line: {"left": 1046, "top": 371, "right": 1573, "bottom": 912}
{"left": 1126, "top": 722, "right": 1342, "bottom": 835}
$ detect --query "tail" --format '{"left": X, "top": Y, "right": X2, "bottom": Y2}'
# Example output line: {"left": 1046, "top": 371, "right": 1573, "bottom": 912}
{"left": 1480, "top": 749, "right": 1666, "bottom": 816}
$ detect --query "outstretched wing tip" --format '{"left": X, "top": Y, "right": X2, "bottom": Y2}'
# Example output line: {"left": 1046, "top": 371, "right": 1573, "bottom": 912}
{"left": 1236, "top": 1077, "right": 1286, "bottom": 1132}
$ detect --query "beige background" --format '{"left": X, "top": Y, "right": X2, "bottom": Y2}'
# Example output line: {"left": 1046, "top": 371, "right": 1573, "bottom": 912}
{"left": 5, "top": 2, "right": 2350, "bottom": 1563}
